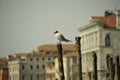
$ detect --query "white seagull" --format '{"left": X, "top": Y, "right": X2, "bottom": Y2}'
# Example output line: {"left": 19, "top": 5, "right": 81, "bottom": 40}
{"left": 53, "top": 31, "right": 72, "bottom": 43}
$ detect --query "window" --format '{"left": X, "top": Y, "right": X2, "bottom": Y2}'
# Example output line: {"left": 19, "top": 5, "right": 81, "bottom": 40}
{"left": 36, "top": 58, "right": 39, "bottom": 61}
{"left": 30, "top": 75, "right": 33, "bottom": 80}
{"left": 105, "top": 34, "right": 111, "bottom": 47}
{"left": 42, "top": 65, "right": 45, "bottom": 69}
{"left": 22, "top": 75, "right": 25, "bottom": 80}
{"left": 52, "top": 62, "right": 55, "bottom": 66}
{"left": 30, "top": 58, "right": 33, "bottom": 61}
{"left": 42, "top": 57, "right": 45, "bottom": 61}
{"left": 36, "top": 74, "right": 39, "bottom": 80}
{"left": 30, "top": 65, "right": 33, "bottom": 70}
{"left": 48, "top": 57, "right": 51, "bottom": 60}
{"left": 106, "top": 55, "right": 110, "bottom": 69}
{"left": 36, "top": 65, "right": 39, "bottom": 69}
{"left": 22, "top": 65, "right": 25, "bottom": 70}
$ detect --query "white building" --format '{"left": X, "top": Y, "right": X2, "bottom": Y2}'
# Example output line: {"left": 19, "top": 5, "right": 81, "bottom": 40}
{"left": 79, "top": 10, "right": 120, "bottom": 80}
{"left": 8, "top": 53, "right": 48, "bottom": 80}
{"left": 8, "top": 44, "right": 76, "bottom": 80}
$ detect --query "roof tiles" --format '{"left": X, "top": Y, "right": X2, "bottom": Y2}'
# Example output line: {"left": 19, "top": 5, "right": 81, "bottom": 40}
{"left": 37, "top": 44, "right": 76, "bottom": 52}
{"left": 91, "top": 13, "right": 116, "bottom": 29}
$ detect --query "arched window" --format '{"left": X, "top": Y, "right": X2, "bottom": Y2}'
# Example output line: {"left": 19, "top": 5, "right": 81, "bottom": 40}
{"left": 105, "top": 34, "right": 111, "bottom": 47}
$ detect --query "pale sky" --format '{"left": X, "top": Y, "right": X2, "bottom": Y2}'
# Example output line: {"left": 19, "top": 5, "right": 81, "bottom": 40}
{"left": 0, "top": 0, "right": 120, "bottom": 57}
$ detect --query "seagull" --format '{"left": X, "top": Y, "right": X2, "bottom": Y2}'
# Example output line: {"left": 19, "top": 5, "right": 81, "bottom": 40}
{"left": 53, "top": 31, "right": 72, "bottom": 43}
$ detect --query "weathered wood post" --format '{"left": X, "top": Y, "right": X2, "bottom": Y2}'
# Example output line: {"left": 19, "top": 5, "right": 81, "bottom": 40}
{"left": 75, "top": 37, "right": 82, "bottom": 80}
{"left": 92, "top": 51, "right": 97, "bottom": 80}
{"left": 114, "top": 56, "right": 119, "bottom": 80}
{"left": 109, "top": 57, "right": 114, "bottom": 80}
{"left": 57, "top": 43, "right": 65, "bottom": 80}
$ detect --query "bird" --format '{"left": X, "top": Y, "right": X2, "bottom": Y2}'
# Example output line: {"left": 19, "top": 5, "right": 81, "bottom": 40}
{"left": 53, "top": 31, "right": 72, "bottom": 43}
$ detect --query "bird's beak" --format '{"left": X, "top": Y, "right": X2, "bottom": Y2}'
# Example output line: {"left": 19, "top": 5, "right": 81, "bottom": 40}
{"left": 53, "top": 31, "right": 58, "bottom": 34}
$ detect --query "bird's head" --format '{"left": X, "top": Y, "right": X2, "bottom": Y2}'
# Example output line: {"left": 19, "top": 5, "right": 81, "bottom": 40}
{"left": 53, "top": 31, "right": 59, "bottom": 34}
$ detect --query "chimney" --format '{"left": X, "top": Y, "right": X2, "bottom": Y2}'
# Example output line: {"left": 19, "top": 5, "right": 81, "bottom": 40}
{"left": 115, "top": 10, "right": 120, "bottom": 29}
{"left": 6, "top": 55, "right": 13, "bottom": 59}
{"left": 105, "top": 10, "right": 113, "bottom": 17}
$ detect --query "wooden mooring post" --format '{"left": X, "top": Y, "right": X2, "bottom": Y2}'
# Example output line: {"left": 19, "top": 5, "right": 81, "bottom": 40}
{"left": 57, "top": 43, "right": 65, "bottom": 80}
{"left": 92, "top": 52, "right": 98, "bottom": 80}
{"left": 75, "top": 37, "right": 82, "bottom": 80}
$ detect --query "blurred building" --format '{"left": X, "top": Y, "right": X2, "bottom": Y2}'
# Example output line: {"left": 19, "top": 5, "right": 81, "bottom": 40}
{"left": 0, "top": 58, "right": 8, "bottom": 80}
{"left": 46, "top": 65, "right": 55, "bottom": 80}
{"left": 79, "top": 10, "right": 120, "bottom": 80}
{"left": 8, "top": 44, "right": 75, "bottom": 80}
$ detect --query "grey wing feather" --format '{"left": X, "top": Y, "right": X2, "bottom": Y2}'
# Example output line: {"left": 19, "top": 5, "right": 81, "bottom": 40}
{"left": 59, "top": 34, "right": 72, "bottom": 42}
{"left": 59, "top": 34, "right": 66, "bottom": 41}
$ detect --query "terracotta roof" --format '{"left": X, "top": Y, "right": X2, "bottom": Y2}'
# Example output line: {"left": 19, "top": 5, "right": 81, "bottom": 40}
{"left": 0, "top": 58, "right": 7, "bottom": 62}
{"left": 15, "top": 53, "right": 27, "bottom": 57}
{"left": 91, "top": 13, "right": 116, "bottom": 29}
{"left": 63, "top": 52, "right": 77, "bottom": 58}
{"left": 0, "top": 66, "right": 8, "bottom": 69}
{"left": 8, "top": 44, "right": 76, "bottom": 60}
{"left": 37, "top": 44, "right": 76, "bottom": 52}
{"left": 0, "top": 58, "right": 8, "bottom": 69}
{"left": 0, "top": 62, "right": 6, "bottom": 65}
{"left": 27, "top": 44, "right": 76, "bottom": 57}
{"left": 27, "top": 52, "right": 45, "bottom": 57}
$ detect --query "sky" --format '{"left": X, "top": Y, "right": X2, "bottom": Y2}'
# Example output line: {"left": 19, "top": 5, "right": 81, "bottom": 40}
{"left": 0, "top": 0, "right": 120, "bottom": 57}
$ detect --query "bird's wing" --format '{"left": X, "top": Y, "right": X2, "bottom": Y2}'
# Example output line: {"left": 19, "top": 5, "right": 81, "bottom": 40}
{"left": 59, "top": 34, "right": 66, "bottom": 41}
{"left": 59, "top": 34, "right": 72, "bottom": 42}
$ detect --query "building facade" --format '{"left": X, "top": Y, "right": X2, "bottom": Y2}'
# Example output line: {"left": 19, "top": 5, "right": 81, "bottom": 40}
{"left": 0, "top": 67, "right": 8, "bottom": 80}
{"left": 8, "top": 52, "right": 55, "bottom": 80}
{"left": 0, "top": 58, "right": 8, "bottom": 80}
{"left": 79, "top": 10, "right": 120, "bottom": 80}
{"left": 8, "top": 44, "right": 75, "bottom": 80}
{"left": 46, "top": 66, "right": 55, "bottom": 80}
